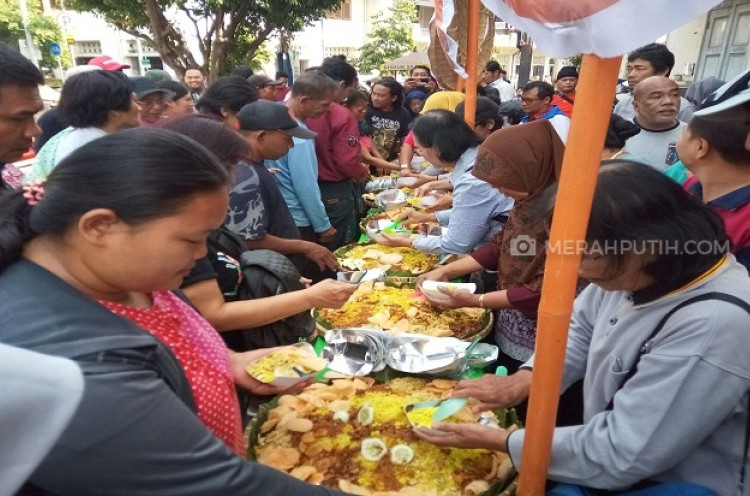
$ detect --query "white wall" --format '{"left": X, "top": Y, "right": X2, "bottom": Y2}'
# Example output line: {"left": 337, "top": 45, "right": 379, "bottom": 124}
{"left": 665, "top": 13, "right": 709, "bottom": 83}
{"left": 49, "top": 10, "right": 162, "bottom": 76}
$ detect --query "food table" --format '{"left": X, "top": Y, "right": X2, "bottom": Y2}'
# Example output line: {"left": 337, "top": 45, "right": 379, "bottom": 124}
{"left": 248, "top": 373, "right": 519, "bottom": 496}
{"left": 246, "top": 228, "right": 518, "bottom": 495}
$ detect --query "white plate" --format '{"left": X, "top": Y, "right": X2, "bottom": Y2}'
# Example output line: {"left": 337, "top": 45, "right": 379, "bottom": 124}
{"left": 397, "top": 176, "right": 418, "bottom": 187}
{"left": 365, "top": 219, "right": 411, "bottom": 243}
{"left": 419, "top": 195, "right": 438, "bottom": 208}
{"left": 420, "top": 280, "right": 477, "bottom": 301}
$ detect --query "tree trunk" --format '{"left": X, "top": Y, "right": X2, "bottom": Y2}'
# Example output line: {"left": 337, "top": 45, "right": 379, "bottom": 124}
{"left": 143, "top": 0, "right": 199, "bottom": 78}
{"left": 517, "top": 33, "right": 533, "bottom": 88}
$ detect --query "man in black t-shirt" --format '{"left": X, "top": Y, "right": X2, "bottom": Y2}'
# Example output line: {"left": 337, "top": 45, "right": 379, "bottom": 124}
{"left": 227, "top": 101, "right": 340, "bottom": 280}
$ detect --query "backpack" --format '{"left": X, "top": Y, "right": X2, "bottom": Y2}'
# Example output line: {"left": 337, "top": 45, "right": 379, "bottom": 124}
{"left": 206, "top": 227, "right": 315, "bottom": 351}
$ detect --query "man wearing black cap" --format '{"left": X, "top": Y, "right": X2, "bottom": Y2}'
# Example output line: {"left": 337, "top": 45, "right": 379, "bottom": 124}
{"left": 129, "top": 76, "right": 174, "bottom": 127}
{"left": 230, "top": 100, "right": 340, "bottom": 279}
{"left": 552, "top": 66, "right": 578, "bottom": 117}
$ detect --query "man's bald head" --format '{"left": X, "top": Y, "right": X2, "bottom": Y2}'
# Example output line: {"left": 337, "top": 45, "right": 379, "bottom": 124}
{"left": 633, "top": 76, "right": 678, "bottom": 101}
{"left": 632, "top": 76, "right": 681, "bottom": 130}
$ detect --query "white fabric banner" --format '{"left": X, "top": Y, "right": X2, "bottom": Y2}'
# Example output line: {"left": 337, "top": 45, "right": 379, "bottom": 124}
{"left": 475, "top": 0, "right": 721, "bottom": 58}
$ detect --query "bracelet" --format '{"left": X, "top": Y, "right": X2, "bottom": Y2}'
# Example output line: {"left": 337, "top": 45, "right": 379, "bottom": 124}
{"left": 400, "top": 163, "right": 409, "bottom": 169}
{"left": 478, "top": 294, "right": 486, "bottom": 308}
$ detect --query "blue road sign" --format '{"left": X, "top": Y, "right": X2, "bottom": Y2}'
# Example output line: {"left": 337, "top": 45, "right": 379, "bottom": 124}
{"left": 50, "top": 43, "right": 61, "bottom": 57}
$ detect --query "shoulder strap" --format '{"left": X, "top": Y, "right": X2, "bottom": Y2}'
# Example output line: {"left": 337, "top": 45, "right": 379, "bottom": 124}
{"left": 605, "top": 292, "right": 750, "bottom": 491}
{"left": 556, "top": 91, "right": 575, "bottom": 105}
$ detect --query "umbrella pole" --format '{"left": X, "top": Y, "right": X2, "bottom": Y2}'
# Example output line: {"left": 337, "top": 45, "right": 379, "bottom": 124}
{"left": 463, "top": 0, "right": 480, "bottom": 127}
{"left": 516, "top": 54, "right": 621, "bottom": 496}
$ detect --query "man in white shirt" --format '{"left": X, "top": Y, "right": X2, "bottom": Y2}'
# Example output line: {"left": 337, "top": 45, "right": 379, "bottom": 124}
{"left": 483, "top": 60, "right": 516, "bottom": 103}
{"left": 614, "top": 43, "right": 694, "bottom": 122}
{"left": 623, "top": 76, "right": 686, "bottom": 171}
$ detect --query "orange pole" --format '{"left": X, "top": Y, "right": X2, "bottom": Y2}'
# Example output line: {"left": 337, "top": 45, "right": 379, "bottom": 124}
{"left": 516, "top": 54, "right": 621, "bottom": 496}
{"left": 463, "top": 0, "right": 480, "bottom": 128}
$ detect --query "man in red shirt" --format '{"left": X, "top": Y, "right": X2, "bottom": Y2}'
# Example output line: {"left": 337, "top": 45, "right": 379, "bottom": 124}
{"left": 551, "top": 66, "right": 578, "bottom": 117}
{"left": 305, "top": 57, "right": 368, "bottom": 250}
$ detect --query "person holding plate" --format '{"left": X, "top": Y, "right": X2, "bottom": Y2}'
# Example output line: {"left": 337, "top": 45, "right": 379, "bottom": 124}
{"left": 379, "top": 109, "right": 513, "bottom": 255}
{"left": 415, "top": 120, "right": 562, "bottom": 367}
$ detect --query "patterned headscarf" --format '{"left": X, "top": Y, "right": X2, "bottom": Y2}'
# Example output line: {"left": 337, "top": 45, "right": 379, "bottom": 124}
{"left": 473, "top": 120, "right": 565, "bottom": 291}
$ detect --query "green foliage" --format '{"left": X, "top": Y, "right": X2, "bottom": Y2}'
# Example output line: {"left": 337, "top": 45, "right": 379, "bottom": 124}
{"left": 354, "top": 0, "right": 416, "bottom": 73}
{"left": 223, "top": 38, "right": 273, "bottom": 75}
{"left": 65, "top": 0, "right": 345, "bottom": 78}
{"left": 0, "top": 2, "right": 70, "bottom": 71}
{"left": 568, "top": 54, "right": 583, "bottom": 69}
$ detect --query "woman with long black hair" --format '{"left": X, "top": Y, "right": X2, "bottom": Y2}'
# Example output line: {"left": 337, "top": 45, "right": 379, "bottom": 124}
{"left": 0, "top": 129, "right": 345, "bottom": 496}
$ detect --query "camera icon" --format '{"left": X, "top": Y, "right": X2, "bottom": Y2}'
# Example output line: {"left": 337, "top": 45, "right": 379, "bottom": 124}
{"left": 510, "top": 235, "right": 537, "bottom": 257}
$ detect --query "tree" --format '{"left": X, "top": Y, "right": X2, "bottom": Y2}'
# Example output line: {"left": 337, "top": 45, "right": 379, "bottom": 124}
{"left": 0, "top": 2, "right": 71, "bottom": 73}
{"left": 354, "top": 0, "right": 416, "bottom": 73}
{"left": 65, "top": 0, "right": 345, "bottom": 80}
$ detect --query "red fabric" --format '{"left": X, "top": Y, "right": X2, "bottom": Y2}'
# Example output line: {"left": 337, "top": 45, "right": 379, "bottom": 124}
{"left": 306, "top": 102, "right": 368, "bottom": 181}
{"left": 472, "top": 244, "right": 541, "bottom": 317}
{"left": 1, "top": 163, "right": 25, "bottom": 188}
{"left": 684, "top": 176, "right": 750, "bottom": 262}
{"left": 551, "top": 92, "right": 575, "bottom": 117}
{"left": 471, "top": 243, "right": 498, "bottom": 270}
{"left": 99, "top": 291, "right": 244, "bottom": 455}
{"left": 360, "top": 135, "right": 373, "bottom": 149}
{"left": 506, "top": 286, "right": 542, "bottom": 319}
{"left": 273, "top": 86, "right": 291, "bottom": 102}
{"left": 404, "top": 130, "right": 415, "bottom": 147}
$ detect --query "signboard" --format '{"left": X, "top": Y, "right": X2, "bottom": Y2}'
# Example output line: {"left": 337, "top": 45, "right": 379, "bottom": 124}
{"left": 50, "top": 42, "right": 61, "bottom": 57}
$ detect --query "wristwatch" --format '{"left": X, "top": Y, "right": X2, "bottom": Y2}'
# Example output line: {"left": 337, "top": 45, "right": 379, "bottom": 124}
{"left": 400, "top": 163, "right": 409, "bottom": 169}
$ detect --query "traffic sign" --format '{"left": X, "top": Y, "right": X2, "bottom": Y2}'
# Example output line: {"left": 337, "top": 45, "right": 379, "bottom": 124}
{"left": 50, "top": 42, "right": 61, "bottom": 57}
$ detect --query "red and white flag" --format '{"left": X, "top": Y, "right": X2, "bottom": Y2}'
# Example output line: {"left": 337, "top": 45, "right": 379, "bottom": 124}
{"left": 479, "top": 0, "right": 722, "bottom": 57}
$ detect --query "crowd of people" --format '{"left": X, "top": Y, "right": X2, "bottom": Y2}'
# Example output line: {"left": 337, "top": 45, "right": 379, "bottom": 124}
{"left": 1, "top": 35, "right": 750, "bottom": 496}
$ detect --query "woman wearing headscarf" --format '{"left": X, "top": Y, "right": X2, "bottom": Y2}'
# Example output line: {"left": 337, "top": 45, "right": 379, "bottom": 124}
{"left": 416, "top": 120, "right": 564, "bottom": 368}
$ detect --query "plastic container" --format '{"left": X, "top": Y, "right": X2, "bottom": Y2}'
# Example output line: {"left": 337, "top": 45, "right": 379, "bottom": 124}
{"left": 396, "top": 176, "right": 418, "bottom": 187}
{"left": 419, "top": 281, "right": 477, "bottom": 302}
{"left": 245, "top": 342, "right": 325, "bottom": 388}
{"left": 375, "top": 189, "right": 408, "bottom": 211}
{"left": 365, "top": 219, "right": 411, "bottom": 244}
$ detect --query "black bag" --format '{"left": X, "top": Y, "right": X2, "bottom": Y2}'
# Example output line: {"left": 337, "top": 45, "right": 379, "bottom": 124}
{"left": 206, "top": 227, "right": 315, "bottom": 351}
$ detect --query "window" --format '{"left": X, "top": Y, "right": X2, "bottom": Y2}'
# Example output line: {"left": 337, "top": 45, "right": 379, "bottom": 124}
{"left": 75, "top": 41, "right": 102, "bottom": 55}
{"left": 326, "top": 0, "right": 352, "bottom": 20}
{"left": 417, "top": 6, "right": 434, "bottom": 29}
